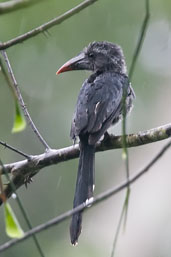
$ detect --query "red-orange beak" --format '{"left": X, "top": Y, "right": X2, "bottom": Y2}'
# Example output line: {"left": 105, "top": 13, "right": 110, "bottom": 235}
{"left": 56, "top": 59, "right": 73, "bottom": 74}
{"left": 56, "top": 52, "right": 91, "bottom": 75}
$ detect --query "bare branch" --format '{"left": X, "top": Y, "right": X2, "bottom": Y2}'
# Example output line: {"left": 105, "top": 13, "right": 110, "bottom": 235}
{"left": 1, "top": 50, "right": 50, "bottom": 150}
{"left": 0, "top": 141, "right": 30, "bottom": 159}
{"left": 0, "top": 123, "right": 170, "bottom": 204}
{"left": 0, "top": 140, "right": 170, "bottom": 253}
{"left": 0, "top": 160, "right": 45, "bottom": 257}
{"left": 129, "top": 0, "right": 150, "bottom": 80}
{"left": 0, "top": 0, "right": 98, "bottom": 50}
{"left": 112, "top": 2, "right": 150, "bottom": 253}
{"left": 0, "top": 0, "right": 39, "bottom": 14}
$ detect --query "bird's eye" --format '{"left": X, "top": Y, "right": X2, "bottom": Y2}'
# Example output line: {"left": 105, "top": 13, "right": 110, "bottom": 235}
{"left": 88, "top": 52, "right": 94, "bottom": 58}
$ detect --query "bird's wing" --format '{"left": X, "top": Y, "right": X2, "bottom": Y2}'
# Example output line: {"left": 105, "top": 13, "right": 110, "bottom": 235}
{"left": 70, "top": 72, "right": 129, "bottom": 142}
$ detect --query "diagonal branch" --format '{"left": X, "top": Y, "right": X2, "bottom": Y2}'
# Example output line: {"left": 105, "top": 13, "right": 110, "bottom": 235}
{"left": 0, "top": 139, "right": 170, "bottom": 253}
{"left": 0, "top": 141, "right": 30, "bottom": 159}
{"left": 129, "top": 0, "right": 150, "bottom": 80}
{"left": 0, "top": 0, "right": 40, "bottom": 14}
{"left": 0, "top": 0, "right": 98, "bottom": 50}
{"left": 0, "top": 123, "right": 171, "bottom": 205}
{"left": 1, "top": 50, "right": 50, "bottom": 150}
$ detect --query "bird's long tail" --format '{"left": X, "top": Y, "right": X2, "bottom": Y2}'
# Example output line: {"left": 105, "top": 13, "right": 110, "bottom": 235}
{"left": 70, "top": 137, "right": 95, "bottom": 245}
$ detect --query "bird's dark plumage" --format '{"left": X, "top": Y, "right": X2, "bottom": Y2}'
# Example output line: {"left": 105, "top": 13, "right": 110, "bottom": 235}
{"left": 57, "top": 41, "right": 135, "bottom": 245}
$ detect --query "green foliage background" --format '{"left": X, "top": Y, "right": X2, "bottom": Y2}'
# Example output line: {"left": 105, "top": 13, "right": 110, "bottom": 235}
{"left": 0, "top": 0, "right": 171, "bottom": 256}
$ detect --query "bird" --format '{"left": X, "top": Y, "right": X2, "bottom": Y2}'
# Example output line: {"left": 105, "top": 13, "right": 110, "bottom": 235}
{"left": 57, "top": 41, "right": 135, "bottom": 245}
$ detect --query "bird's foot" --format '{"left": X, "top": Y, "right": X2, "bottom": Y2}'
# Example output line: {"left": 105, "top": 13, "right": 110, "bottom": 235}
{"left": 102, "top": 131, "right": 113, "bottom": 143}
{"left": 24, "top": 176, "right": 33, "bottom": 188}
{"left": 103, "top": 131, "right": 110, "bottom": 141}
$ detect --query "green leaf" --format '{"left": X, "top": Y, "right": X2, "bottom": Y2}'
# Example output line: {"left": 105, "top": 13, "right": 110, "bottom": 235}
{"left": 12, "top": 101, "right": 26, "bottom": 133}
{"left": 4, "top": 202, "right": 24, "bottom": 238}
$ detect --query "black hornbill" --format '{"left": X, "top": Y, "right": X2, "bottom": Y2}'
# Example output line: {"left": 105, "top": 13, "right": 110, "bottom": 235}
{"left": 57, "top": 41, "right": 135, "bottom": 245}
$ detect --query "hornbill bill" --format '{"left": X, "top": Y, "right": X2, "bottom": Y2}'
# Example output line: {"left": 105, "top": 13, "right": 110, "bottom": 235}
{"left": 57, "top": 41, "right": 135, "bottom": 245}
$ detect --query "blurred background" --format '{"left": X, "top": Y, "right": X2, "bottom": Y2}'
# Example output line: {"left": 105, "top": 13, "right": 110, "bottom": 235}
{"left": 0, "top": 0, "right": 171, "bottom": 256}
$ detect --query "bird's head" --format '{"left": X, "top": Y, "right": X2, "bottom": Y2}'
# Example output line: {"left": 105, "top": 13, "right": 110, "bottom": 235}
{"left": 57, "top": 41, "right": 127, "bottom": 75}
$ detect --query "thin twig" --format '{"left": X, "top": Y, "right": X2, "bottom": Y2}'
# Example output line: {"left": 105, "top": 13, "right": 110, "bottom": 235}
{"left": 1, "top": 50, "right": 50, "bottom": 150}
{"left": 0, "top": 53, "right": 18, "bottom": 103}
{"left": 110, "top": 195, "right": 128, "bottom": 257}
{"left": 0, "top": 0, "right": 40, "bottom": 14}
{"left": 0, "top": 160, "right": 45, "bottom": 257}
{"left": 0, "top": 141, "right": 30, "bottom": 159}
{"left": 0, "top": 140, "right": 170, "bottom": 253}
{"left": 0, "top": 0, "right": 98, "bottom": 50}
{"left": 0, "top": 169, "right": 6, "bottom": 203}
{"left": 122, "top": 83, "right": 130, "bottom": 181}
{"left": 119, "top": 82, "right": 130, "bottom": 254}
{"left": 111, "top": 1, "right": 151, "bottom": 255}
{"left": 129, "top": 0, "right": 150, "bottom": 80}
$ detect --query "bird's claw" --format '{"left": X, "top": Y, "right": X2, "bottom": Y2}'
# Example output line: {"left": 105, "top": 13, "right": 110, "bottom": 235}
{"left": 103, "top": 131, "right": 111, "bottom": 142}
{"left": 24, "top": 176, "right": 33, "bottom": 188}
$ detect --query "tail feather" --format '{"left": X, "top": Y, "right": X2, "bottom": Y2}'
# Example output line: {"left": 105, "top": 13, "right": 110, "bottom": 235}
{"left": 70, "top": 139, "right": 95, "bottom": 245}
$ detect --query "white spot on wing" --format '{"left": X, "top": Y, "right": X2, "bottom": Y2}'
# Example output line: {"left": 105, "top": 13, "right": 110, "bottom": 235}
{"left": 95, "top": 102, "right": 100, "bottom": 114}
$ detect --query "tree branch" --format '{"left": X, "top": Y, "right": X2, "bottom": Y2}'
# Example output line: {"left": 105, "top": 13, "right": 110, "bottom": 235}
{"left": 1, "top": 50, "right": 50, "bottom": 150}
{"left": 129, "top": 0, "right": 150, "bottom": 80}
{"left": 0, "top": 139, "right": 170, "bottom": 253}
{"left": 0, "top": 159, "right": 45, "bottom": 257}
{"left": 0, "top": 0, "right": 98, "bottom": 50}
{"left": 0, "top": 141, "right": 30, "bottom": 159}
{"left": 0, "top": 123, "right": 170, "bottom": 204}
{"left": 0, "top": 0, "right": 39, "bottom": 14}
